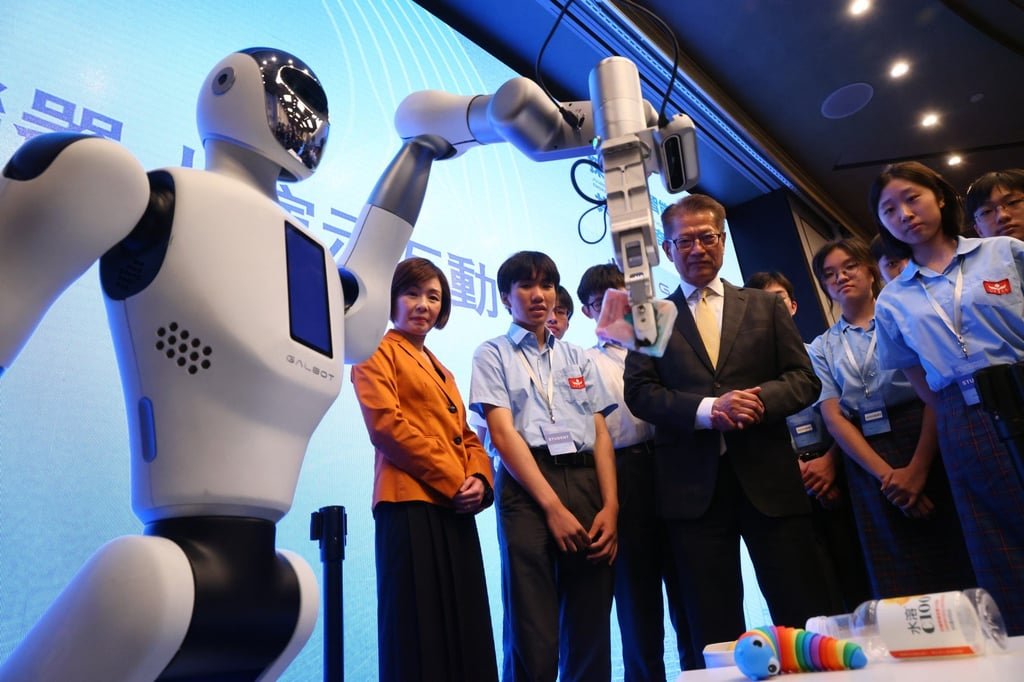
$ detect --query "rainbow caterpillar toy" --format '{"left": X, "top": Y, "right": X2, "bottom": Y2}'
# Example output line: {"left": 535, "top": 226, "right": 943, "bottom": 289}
{"left": 734, "top": 626, "right": 868, "bottom": 680}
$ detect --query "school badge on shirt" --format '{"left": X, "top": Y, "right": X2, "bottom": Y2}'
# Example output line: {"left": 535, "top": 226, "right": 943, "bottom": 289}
{"left": 983, "top": 279, "right": 1011, "bottom": 295}
{"left": 567, "top": 376, "right": 586, "bottom": 389}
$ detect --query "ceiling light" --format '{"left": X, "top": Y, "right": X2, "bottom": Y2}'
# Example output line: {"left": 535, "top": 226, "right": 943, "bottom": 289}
{"left": 889, "top": 61, "right": 910, "bottom": 78}
{"left": 849, "top": 0, "right": 871, "bottom": 16}
{"left": 921, "top": 112, "right": 939, "bottom": 127}
{"left": 947, "top": 155, "right": 962, "bottom": 166}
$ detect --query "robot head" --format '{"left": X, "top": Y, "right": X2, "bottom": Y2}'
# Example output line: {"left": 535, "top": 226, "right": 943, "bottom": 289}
{"left": 197, "top": 48, "right": 329, "bottom": 182}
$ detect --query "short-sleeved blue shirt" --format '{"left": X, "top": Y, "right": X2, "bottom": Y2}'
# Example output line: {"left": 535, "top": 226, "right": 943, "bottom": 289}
{"left": 809, "top": 317, "right": 917, "bottom": 414}
{"left": 875, "top": 236, "right": 1024, "bottom": 391}
{"left": 469, "top": 323, "right": 616, "bottom": 451}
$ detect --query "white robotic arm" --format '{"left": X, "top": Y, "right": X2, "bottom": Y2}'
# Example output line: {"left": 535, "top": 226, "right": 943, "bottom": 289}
{"left": 0, "top": 134, "right": 150, "bottom": 370}
{"left": 590, "top": 56, "right": 698, "bottom": 346}
{"left": 339, "top": 134, "right": 455, "bottom": 362}
{"left": 392, "top": 56, "right": 698, "bottom": 351}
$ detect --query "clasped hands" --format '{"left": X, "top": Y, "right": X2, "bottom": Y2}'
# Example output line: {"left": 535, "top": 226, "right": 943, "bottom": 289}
{"left": 880, "top": 464, "right": 934, "bottom": 519}
{"left": 544, "top": 503, "right": 618, "bottom": 565}
{"left": 710, "top": 386, "right": 764, "bottom": 431}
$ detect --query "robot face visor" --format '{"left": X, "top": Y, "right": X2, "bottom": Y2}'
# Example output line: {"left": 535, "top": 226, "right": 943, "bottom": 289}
{"left": 260, "top": 60, "right": 329, "bottom": 178}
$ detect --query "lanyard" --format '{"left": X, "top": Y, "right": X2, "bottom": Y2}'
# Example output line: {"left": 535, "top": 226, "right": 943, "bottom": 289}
{"left": 517, "top": 345, "right": 555, "bottom": 422}
{"left": 917, "top": 256, "right": 968, "bottom": 358}
{"left": 839, "top": 324, "right": 878, "bottom": 398}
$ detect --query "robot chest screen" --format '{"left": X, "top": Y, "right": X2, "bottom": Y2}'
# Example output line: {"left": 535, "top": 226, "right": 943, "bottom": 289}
{"left": 284, "top": 222, "right": 333, "bottom": 357}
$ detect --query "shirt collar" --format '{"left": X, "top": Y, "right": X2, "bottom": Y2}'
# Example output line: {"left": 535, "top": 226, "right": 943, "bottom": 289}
{"left": 900, "top": 236, "right": 981, "bottom": 279}
{"left": 680, "top": 276, "right": 724, "bottom": 302}
{"left": 838, "top": 316, "right": 876, "bottom": 333}
{"left": 507, "top": 322, "right": 554, "bottom": 349}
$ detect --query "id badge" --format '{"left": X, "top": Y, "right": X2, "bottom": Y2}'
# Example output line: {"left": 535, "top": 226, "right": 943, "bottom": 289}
{"left": 858, "top": 396, "right": 891, "bottom": 436}
{"left": 953, "top": 356, "right": 989, "bottom": 406}
{"left": 786, "top": 407, "right": 826, "bottom": 453}
{"left": 540, "top": 420, "right": 577, "bottom": 455}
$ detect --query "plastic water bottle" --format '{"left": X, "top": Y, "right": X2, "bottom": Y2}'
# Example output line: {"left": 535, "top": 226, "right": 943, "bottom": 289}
{"left": 805, "top": 589, "right": 1008, "bottom": 661}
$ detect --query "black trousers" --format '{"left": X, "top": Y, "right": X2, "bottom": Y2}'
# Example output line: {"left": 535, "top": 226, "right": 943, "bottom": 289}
{"left": 495, "top": 455, "right": 613, "bottom": 682}
{"left": 665, "top": 456, "right": 835, "bottom": 664}
{"left": 613, "top": 442, "right": 697, "bottom": 679}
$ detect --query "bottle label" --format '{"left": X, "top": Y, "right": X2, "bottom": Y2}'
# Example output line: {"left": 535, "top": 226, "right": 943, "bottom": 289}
{"left": 876, "top": 592, "right": 978, "bottom": 658}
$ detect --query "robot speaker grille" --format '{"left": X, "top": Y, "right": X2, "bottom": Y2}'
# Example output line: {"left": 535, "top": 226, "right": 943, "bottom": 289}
{"left": 155, "top": 322, "right": 212, "bottom": 375}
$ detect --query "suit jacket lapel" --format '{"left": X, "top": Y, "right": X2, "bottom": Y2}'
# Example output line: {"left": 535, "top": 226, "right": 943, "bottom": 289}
{"left": 669, "top": 287, "right": 715, "bottom": 374}
{"left": 718, "top": 282, "right": 747, "bottom": 368}
{"left": 391, "top": 331, "right": 457, "bottom": 408}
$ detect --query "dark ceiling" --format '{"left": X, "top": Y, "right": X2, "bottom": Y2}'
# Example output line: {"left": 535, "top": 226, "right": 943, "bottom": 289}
{"left": 414, "top": 0, "right": 1024, "bottom": 238}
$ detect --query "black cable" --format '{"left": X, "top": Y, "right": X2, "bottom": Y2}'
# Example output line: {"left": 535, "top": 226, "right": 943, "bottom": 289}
{"left": 535, "top": 0, "right": 584, "bottom": 129}
{"left": 571, "top": 158, "right": 608, "bottom": 244}
{"left": 578, "top": 204, "right": 608, "bottom": 245}
{"left": 613, "top": 0, "right": 681, "bottom": 126}
{"left": 570, "top": 158, "right": 607, "bottom": 206}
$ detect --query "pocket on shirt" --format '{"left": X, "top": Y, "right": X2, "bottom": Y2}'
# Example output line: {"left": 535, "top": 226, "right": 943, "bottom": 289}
{"left": 556, "top": 365, "right": 592, "bottom": 411}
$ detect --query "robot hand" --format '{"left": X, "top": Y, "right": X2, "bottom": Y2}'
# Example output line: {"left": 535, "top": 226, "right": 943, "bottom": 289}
{"left": 393, "top": 56, "right": 698, "bottom": 352}
{"left": 590, "top": 56, "right": 698, "bottom": 348}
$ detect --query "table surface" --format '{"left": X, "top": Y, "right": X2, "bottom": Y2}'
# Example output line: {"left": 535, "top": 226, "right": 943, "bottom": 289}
{"left": 678, "top": 636, "right": 1024, "bottom": 681}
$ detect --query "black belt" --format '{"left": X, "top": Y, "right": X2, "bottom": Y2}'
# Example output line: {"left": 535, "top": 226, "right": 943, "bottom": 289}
{"left": 529, "top": 446, "right": 595, "bottom": 467}
{"left": 614, "top": 440, "right": 654, "bottom": 457}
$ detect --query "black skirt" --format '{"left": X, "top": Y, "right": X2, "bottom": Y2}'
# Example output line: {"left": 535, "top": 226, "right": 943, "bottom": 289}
{"left": 374, "top": 501, "right": 498, "bottom": 682}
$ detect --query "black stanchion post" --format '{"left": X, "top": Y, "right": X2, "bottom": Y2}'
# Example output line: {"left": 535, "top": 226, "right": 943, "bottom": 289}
{"left": 975, "top": 362, "right": 1024, "bottom": 488}
{"left": 310, "top": 505, "right": 347, "bottom": 682}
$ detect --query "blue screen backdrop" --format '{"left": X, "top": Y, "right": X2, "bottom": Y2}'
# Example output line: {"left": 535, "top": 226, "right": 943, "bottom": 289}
{"left": 0, "top": 1, "right": 762, "bottom": 679}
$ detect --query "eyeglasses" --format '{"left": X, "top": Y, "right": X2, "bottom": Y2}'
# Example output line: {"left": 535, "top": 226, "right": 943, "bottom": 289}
{"left": 583, "top": 297, "right": 603, "bottom": 315}
{"left": 821, "top": 262, "right": 863, "bottom": 285}
{"left": 666, "top": 232, "right": 724, "bottom": 251}
{"left": 973, "top": 195, "right": 1024, "bottom": 224}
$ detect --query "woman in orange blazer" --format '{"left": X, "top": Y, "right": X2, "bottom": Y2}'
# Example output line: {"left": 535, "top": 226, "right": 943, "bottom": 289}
{"left": 351, "top": 257, "right": 497, "bottom": 682}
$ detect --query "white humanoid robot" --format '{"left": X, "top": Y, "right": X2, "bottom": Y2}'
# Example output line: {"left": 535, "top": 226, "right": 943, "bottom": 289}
{"left": 0, "top": 49, "right": 696, "bottom": 680}
{"left": 0, "top": 47, "right": 452, "bottom": 681}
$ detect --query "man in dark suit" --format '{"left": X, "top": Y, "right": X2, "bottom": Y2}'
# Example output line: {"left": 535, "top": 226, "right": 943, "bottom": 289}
{"left": 624, "top": 193, "right": 836, "bottom": 663}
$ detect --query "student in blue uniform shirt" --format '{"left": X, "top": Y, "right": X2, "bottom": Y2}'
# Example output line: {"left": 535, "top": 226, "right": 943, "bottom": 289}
{"left": 578, "top": 263, "right": 696, "bottom": 678}
{"left": 746, "top": 270, "right": 870, "bottom": 613}
{"left": 964, "top": 168, "right": 1024, "bottom": 242}
{"left": 871, "top": 161, "right": 1024, "bottom": 634}
{"left": 470, "top": 251, "right": 618, "bottom": 682}
{"left": 807, "top": 238, "right": 974, "bottom": 599}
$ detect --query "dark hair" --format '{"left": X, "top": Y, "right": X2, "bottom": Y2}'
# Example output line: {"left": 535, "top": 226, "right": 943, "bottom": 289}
{"left": 964, "top": 169, "right": 1024, "bottom": 226}
{"left": 496, "top": 251, "right": 560, "bottom": 296}
{"left": 555, "top": 286, "right": 574, "bottom": 319}
{"left": 390, "top": 257, "right": 452, "bottom": 329}
{"left": 868, "top": 234, "right": 902, "bottom": 262}
{"left": 744, "top": 271, "right": 795, "bottom": 299}
{"left": 810, "top": 238, "right": 882, "bottom": 301}
{"left": 576, "top": 262, "right": 625, "bottom": 305}
{"left": 868, "top": 161, "right": 963, "bottom": 259}
{"left": 661, "top": 193, "right": 726, "bottom": 239}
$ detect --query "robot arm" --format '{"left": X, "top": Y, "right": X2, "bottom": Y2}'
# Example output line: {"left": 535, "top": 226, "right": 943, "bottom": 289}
{"left": 0, "top": 133, "right": 150, "bottom": 371}
{"left": 589, "top": 56, "right": 698, "bottom": 347}
{"left": 395, "top": 77, "right": 602, "bottom": 161}
{"left": 338, "top": 134, "right": 455, "bottom": 362}
{"left": 391, "top": 57, "right": 698, "bottom": 351}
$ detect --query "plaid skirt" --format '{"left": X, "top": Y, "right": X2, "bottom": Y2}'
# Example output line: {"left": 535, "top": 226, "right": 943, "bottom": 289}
{"left": 844, "top": 399, "right": 975, "bottom": 600}
{"left": 936, "top": 383, "right": 1024, "bottom": 636}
